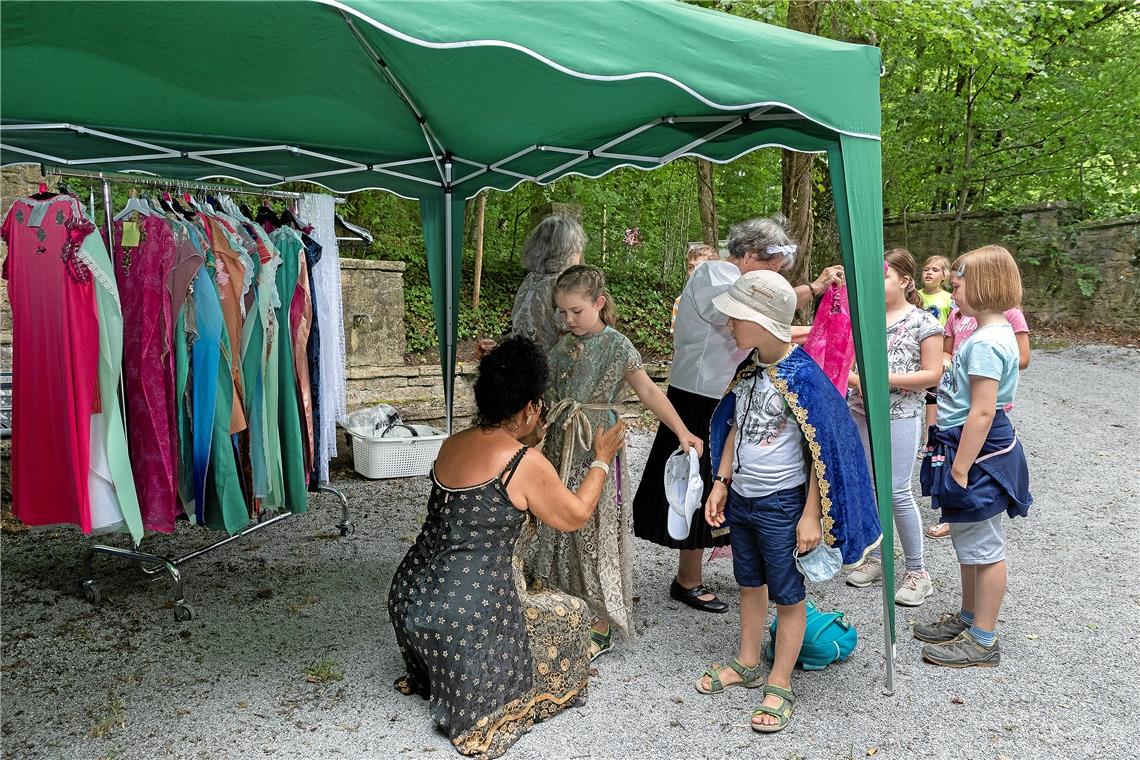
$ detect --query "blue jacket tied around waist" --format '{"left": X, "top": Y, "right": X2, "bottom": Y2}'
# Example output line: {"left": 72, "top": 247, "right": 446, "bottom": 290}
{"left": 710, "top": 346, "right": 882, "bottom": 566}
{"left": 920, "top": 410, "right": 1032, "bottom": 523}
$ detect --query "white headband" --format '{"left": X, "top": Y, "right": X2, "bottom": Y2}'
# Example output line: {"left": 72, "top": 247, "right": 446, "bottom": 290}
{"left": 767, "top": 244, "right": 798, "bottom": 256}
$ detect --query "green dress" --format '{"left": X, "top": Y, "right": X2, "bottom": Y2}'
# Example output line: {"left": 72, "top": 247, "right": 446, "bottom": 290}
{"left": 528, "top": 326, "right": 643, "bottom": 636}
{"left": 270, "top": 227, "right": 308, "bottom": 513}
{"left": 77, "top": 219, "right": 144, "bottom": 544}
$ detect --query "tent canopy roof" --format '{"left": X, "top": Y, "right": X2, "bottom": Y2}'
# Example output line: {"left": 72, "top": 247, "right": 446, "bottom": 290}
{"left": 1, "top": 0, "right": 881, "bottom": 199}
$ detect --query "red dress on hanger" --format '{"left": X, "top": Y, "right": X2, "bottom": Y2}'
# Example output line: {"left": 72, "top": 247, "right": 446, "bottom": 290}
{"left": 2, "top": 196, "right": 100, "bottom": 531}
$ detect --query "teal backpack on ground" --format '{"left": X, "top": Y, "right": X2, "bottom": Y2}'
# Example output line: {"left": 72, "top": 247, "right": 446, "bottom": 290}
{"left": 765, "top": 600, "right": 857, "bottom": 670}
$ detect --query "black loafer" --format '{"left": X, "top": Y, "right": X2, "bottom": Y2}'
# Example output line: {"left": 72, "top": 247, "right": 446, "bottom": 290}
{"left": 670, "top": 578, "right": 729, "bottom": 613}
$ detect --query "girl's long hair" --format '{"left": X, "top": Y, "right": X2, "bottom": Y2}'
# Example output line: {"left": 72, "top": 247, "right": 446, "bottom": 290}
{"left": 553, "top": 264, "right": 617, "bottom": 327}
{"left": 885, "top": 247, "right": 924, "bottom": 308}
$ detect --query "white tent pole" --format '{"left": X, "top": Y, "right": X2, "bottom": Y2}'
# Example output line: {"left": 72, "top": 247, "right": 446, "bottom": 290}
{"left": 535, "top": 118, "right": 663, "bottom": 183}
{"left": 661, "top": 106, "right": 774, "bottom": 164}
{"left": 444, "top": 159, "right": 455, "bottom": 434}
{"left": 339, "top": 11, "right": 448, "bottom": 184}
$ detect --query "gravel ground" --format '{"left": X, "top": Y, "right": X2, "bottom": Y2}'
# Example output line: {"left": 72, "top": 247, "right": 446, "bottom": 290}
{"left": 2, "top": 344, "right": 1138, "bottom": 760}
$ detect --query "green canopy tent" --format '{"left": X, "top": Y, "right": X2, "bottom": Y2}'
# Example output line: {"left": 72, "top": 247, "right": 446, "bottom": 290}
{"left": 0, "top": 0, "right": 898, "bottom": 690}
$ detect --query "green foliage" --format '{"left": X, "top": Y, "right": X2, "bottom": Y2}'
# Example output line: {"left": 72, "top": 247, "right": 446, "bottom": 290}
{"left": 824, "top": 0, "right": 1140, "bottom": 218}
{"left": 1006, "top": 222, "right": 1102, "bottom": 298}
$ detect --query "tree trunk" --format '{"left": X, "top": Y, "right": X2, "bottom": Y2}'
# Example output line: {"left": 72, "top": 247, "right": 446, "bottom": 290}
{"left": 781, "top": 0, "right": 824, "bottom": 315}
{"left": 600, "top": 204, "right": 607, "bottom": 263}
{"left": 950, "top": 67, "right": 976, "bottom": 258}
{"left": 696, "top": 158, "right": 718, "bottom": 246}
{"left": 471, "top": 192, "right": 487, "bottom": 310}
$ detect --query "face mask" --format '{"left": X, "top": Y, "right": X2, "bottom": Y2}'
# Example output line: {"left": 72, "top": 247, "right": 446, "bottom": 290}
{"left": 794, "top": 540, "right": 843, "bottom": 583}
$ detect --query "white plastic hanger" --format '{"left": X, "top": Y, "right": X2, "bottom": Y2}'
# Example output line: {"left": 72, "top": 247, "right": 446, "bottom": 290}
{"left": 113, "top": 190, "right": 155, "bottom": 220}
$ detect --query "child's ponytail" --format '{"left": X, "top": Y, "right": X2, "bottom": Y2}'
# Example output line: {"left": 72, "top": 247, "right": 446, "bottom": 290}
{"left": 885, "top": 247, "right": 923, "bottom": 308}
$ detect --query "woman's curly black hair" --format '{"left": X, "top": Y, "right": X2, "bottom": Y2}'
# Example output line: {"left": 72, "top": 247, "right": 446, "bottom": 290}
{"left": 474, "top": 336, "right": 549, "bottom": 428}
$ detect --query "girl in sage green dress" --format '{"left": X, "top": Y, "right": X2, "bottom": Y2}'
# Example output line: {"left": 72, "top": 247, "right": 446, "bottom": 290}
{"left": 529, "top": 265, "right": 703, "bottom": 661}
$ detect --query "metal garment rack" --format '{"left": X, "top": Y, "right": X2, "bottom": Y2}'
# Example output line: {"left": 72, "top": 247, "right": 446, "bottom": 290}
{"left": 40, "top": 166, "right": 353, "bottom": 621}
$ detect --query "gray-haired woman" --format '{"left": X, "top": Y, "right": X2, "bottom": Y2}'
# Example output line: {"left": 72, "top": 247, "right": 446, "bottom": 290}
{"left": 510, "top": 214, "right": 586, "bottom": 350}
{"left": 632, "top": 214, "right": 843, "bottom": 613}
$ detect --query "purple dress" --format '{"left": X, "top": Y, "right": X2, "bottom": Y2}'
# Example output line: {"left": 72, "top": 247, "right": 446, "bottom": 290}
{"left": 113, "top": 217, "right": 179, "bottom": 533}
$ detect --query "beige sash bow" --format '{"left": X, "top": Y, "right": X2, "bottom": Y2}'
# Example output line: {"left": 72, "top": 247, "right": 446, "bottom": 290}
{"left": 543, "top": 398, "right": 618, "bottom": 485}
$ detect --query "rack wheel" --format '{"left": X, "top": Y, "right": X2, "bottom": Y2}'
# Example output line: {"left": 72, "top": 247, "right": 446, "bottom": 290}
{"left": 83, "top": 582, "right": 102, "bottom": 606}
{"left": 338, "top": 523, "right": 355, "bottom": 537}
{"left": 173, "top": 602, "right": 196, "bottom": 622}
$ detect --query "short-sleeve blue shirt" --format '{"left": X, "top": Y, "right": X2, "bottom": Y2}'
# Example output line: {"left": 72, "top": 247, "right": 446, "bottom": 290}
{"left": 936, "top": 323, "right": 1020, "bottom": 429}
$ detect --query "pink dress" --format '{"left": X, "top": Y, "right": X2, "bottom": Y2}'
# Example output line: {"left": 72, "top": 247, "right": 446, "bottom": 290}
{"left": 113, "top": 217, "right": 179, "bottom": 533}
{"left": 2, "top": 196, "right": 100, "bottom": 532}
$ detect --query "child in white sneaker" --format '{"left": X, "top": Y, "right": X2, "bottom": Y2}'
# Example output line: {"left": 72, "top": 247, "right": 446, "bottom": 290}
{"left": 845, "top": 249, "right": 943, "bottom": 606}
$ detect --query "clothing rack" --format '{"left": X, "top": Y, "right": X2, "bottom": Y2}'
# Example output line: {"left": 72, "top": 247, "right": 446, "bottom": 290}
{"left": 41, "top": 164, "right": 345, "bottom": 203}
{"left": 34, "top": 166, "right": 354, "bottom": 621}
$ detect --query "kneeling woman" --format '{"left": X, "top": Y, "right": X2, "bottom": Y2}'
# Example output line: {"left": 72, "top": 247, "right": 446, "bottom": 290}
{"left": 388, "top": 336, "right": 625, "bottom": 759}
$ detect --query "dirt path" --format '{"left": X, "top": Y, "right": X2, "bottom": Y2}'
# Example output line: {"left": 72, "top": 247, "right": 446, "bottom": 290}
{"left": 2, "top": 344, "right": 1137, "bottom": 759}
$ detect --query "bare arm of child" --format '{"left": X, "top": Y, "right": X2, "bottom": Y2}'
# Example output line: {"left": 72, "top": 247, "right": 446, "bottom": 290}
{"left": 796, "top": 466, "right": 823, "bottom": 554}
{"left": 625, "top": 368, "right": 704, "bottom": 457}
{"left": 1015, "top": 332, "right": 1031, "bottom": 370}
{"left": 942, "top": 334, "right": 954, "bottom": 371}
{"left": 705, "top": 424, "right": 737, "bottom": 528}
{"left": 888, "top": 334, "right": 943, "bottom": 391}
{"left": 951, "top": 376, "right": 999, "bottom": 487}
{"left": 790, "top": 325, "right": 811, "bottom": 345}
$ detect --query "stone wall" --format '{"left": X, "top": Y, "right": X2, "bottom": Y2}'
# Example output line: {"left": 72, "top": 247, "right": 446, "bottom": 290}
{"left": 884, "top": 203, "right": 1139, "bottom": 329}
{"left": 340, "top": 257, "right": 406, "bottom": 366}
{"left": 345, "top": 360, "right": 670, "bottom": 429}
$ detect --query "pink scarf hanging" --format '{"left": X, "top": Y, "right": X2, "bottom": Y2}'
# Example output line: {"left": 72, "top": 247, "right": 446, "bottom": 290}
{"left": 802, "top": 284, "right": 856, "bottom": 395}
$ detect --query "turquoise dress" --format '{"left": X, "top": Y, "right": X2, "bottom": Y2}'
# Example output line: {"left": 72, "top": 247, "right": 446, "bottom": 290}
{"left": 270, "top": 228, "right": 308, "bottom": 513}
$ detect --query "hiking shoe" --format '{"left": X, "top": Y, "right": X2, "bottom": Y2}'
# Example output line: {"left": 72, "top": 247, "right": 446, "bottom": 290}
{"left": 922, "top": 631, "right": 1000, "bottom": 668}
{"left": 846, "top": 558, "right": 882, "bottom": 588}
{"left": 913, "top": 611, "right": 968, "bottom": 643}
{"left": 894, "top": 571, "right": 934, "bottom": 607}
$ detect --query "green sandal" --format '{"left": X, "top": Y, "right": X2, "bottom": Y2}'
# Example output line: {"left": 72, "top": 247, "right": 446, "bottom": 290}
{"left": 751, "top": 684, "right": 795, "bottom": 733}
{"left": 589, "top": 627, "right": 613, "bottom": 662}
{"left": 695, "top": 658, "right": 765, "bottom": 694}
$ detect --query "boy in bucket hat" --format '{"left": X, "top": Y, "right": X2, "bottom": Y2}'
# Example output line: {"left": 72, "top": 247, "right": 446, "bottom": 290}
{"left": 694, "top": 271, "right": 880, "bottom": 733}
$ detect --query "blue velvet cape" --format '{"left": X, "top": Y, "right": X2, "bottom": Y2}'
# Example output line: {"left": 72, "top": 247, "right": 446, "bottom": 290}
{"left": 710, "top": 346, "right": 882, "bottom": 566}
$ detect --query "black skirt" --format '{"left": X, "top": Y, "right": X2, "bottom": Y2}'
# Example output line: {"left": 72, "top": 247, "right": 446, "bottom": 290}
{"left": 632, "top": 385, "right": 730, "bottom": 550}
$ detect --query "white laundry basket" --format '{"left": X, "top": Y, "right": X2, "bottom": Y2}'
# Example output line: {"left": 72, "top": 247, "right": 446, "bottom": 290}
{"left": 349, "top": 425, "right": 447, "bottom": 479}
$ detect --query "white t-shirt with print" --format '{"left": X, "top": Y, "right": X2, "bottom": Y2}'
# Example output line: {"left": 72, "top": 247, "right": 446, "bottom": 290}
{"left": 730, "top": 372, "right": 807, "bottom": 498}
{"left": 849, "top": 306, "right": 942, "bottom": 420}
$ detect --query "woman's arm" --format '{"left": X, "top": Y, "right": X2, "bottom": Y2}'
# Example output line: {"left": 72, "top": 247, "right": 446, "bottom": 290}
{"left": 793, "top": 265, "right": 845, "bottom": 309}
{"left": 888, "top": 334, "right": 943, "bottom": 391}
{"left": 950, "top": 376, "right": 998, "bottom": 487}
{"left": 515, "top": 421, "right": 625, "bottom": 532}
{"left": 790, "top": 325, "right": 811, "bottom": 345}
{"left": 626, "top": 368, "right": 704, "bottom": 457}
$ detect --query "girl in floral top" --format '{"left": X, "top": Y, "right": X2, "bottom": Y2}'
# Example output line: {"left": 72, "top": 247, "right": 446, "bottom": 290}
{"left": 846, "top": 248, "right": 943, "bottom": 606}
{"left": 529, "top": 265, "right": 702, "bottom": 661}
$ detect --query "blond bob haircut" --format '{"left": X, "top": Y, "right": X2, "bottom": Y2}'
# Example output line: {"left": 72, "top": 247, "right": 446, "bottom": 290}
{"left": 951, "top": 245, "right": 1022, "bottom": 312}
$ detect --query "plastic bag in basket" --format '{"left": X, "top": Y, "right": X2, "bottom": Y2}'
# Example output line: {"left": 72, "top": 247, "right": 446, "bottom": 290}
{"left": 802, "top": 284, "right": 855, "bottom": 395}
{"left": 345, "top": 404, "right": 403, "bottom": 439}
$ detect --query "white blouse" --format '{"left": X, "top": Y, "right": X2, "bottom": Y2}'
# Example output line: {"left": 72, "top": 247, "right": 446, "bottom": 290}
{"left": 669, "top": 260, "right": 749, "bottom": 399}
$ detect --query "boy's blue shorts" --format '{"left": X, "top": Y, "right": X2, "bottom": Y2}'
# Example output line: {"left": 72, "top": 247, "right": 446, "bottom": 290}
{"left": 726, "top": 484, "right": 807, "bottom": 605}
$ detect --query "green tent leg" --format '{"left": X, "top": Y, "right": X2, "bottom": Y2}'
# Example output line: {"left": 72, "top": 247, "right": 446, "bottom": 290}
{"left": 828, "top": 134, "right": 896, "bottom": 694}
{"left": 421, "top": 183, "right": 467, "bottom": 432}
